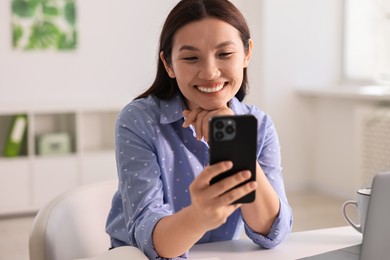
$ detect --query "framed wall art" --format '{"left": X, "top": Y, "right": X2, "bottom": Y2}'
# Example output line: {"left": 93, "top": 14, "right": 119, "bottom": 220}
{"left": 12, "top": 0, "right": 77, "bottom": 51}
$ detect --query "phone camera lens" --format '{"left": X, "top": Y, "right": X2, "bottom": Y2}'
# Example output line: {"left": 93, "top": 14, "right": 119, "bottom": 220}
{"left": 215, "top": 121, "right": 224, "bottom": 129}
{"left": 225, "top": 125, "right": 235, "bottom": 134}
{"left": 215, "top": 131, "right": 224, "bottom": 140}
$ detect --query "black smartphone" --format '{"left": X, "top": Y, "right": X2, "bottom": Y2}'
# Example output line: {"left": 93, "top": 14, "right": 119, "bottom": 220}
{"left": 209, "top": 115, "right": 257, "bottom": 203}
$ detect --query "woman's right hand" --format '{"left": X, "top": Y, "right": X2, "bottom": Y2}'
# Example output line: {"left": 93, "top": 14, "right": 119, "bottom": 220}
{"left": 182, "top": 106, "right": 234, "bottom": 142}
{"left": 187, "top": 161, "right": 257, "bottom": 232}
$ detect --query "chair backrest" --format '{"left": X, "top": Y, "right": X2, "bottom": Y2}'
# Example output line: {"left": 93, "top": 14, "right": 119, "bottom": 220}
{"left": 29, "top": 180, "right": 117, "bottom": 260}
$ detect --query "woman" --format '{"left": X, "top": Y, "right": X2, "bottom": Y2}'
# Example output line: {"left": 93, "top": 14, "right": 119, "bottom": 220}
{"left": 106, "top": 0, "right": 293, "bottom": 259}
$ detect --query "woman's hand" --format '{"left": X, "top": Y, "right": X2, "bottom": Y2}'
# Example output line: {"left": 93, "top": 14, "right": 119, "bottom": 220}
{"left": 153, "top": 161, "right": 257, "bottom": 258}
{"left": 182, "top": 106, "right": 234, "bottom": 141}
{"left": 187, "top": 161, "right": 257, "bottom": 232}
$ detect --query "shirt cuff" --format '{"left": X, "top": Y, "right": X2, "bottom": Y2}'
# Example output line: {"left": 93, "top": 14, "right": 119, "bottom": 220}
{"left": 136, "top": 213, "right": 189, "bottom": 259}
{"left": 244, "top": 199, "right": 293, "bottom": 249}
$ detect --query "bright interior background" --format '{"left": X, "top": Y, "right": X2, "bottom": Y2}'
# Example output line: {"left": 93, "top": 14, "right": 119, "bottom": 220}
{"left": 1, "top": 0, "right": 388, "bottom": 199}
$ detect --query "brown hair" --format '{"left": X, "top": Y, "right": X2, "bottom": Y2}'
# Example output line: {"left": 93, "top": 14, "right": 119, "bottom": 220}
{"left": 136, "top": 0, "right": 251, "bottom": 101}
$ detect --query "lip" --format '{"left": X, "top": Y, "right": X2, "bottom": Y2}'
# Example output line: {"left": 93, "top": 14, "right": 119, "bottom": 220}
{"left": 195, "top": 82, "right": 226, "bottom": 93}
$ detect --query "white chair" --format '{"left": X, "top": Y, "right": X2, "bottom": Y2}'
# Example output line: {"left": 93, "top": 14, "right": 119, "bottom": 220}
{"left": 29, "top": 180, "right": 147, "bottom": 260}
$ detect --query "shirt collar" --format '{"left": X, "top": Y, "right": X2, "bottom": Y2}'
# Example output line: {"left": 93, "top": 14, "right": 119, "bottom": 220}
{"left": 160, "top": 93, "right": 187, "bottom": 125}
{"left": 228, "top": 97, "right": 246, "bottom": 114}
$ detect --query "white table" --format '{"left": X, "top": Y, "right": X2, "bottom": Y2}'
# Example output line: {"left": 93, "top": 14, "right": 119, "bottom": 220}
{"left": 190, "top": 226, "right": 361, "bottom": 259}
{"left": 77, "top": 226, "right": 362, "bottom": 260}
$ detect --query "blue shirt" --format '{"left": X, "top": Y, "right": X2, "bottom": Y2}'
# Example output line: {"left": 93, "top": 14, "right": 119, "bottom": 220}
{"left": 106, "top": 93, "right": 292, "bottom": 259}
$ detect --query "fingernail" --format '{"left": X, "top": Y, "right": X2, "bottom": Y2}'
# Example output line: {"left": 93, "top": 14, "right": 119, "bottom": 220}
{"left": 249, "top": 181, "right": 257, "bottom": 189}
{"left": 242, "top": 171, "right": 251, "bottom": 179}
{"left": 225, "top": 161, "right": 233, "bottom": 168}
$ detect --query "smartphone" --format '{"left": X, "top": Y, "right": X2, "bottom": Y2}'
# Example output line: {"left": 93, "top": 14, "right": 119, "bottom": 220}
{"left": 209, "top": 115, "right": 257, "bottom": 203}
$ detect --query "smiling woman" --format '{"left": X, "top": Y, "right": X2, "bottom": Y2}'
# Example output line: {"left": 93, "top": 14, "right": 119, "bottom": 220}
{"left": 160, "top": 18, "right": 252, "bottom": 111}
{"left": 105, "top": 0, "right": 293, "bottom": 259}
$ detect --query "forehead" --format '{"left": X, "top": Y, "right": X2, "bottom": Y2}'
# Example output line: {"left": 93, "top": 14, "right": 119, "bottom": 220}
{"left": 172, "top": 18, "right": 243, "bottom": 50}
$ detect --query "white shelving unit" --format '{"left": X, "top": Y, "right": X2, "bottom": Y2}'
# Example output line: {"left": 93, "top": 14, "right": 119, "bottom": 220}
{"left": 0, "top": 100, "right": 123, "bottom": 215}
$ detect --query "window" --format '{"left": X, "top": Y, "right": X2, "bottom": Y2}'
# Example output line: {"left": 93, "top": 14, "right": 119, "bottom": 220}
{"left": 344, "top": 0, "right": 390, "bottom": 84}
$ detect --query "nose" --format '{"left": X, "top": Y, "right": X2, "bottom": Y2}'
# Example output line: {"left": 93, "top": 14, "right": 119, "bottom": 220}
{"left": 198, "top": 59, "right": 221, "bottom": 80}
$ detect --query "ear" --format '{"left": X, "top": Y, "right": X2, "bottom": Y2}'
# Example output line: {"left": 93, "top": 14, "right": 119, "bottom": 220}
{"left": 160, "top": 51, "right": 176, "bottom": 78}
{"left": 243, "top": 39, "right": 253, "bottom": 68}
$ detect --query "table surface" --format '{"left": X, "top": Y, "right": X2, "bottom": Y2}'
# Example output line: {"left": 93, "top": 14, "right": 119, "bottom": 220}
{"left": 77, "top": 226, "right": 362, "bottom": 260}
{"left": 190, "top": 226, "right": 362, "bottom": 260}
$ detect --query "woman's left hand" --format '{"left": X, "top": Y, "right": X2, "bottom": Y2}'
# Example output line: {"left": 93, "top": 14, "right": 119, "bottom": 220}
{"left": 182, "top": 106, "right": 234, "bottom": 142}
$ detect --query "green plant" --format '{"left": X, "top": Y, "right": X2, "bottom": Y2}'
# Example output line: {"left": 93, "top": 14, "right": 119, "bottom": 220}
{"left": 64, "top": 1, "right": 76, "bottom": 26}
{"left": 27, "top": 21, "right": 60, "bottom": 49}
{"left": 12, "top": 0, "right": 37, "bottom": 18}
{"left": 12, "top": 0, "right": 77, "bottom": 51}
{"left": 12, "top": 24, "right": 23, "bottom": 48}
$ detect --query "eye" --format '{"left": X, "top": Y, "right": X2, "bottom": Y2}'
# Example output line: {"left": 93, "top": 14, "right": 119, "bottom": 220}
{"left": 183, "top": 56, "right": 198, "bottom": 62}
{"left": 218, "top": 52, "right": 233, "bottom": 59}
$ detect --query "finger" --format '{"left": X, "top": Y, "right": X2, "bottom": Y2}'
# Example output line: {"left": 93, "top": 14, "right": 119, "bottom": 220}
{"left": 200, "top": 161, "right": 234, "bottom": 185}
{"left": 209, "top": 170, "right": 253, "bottom": 198}
{"left": 209, "top": 107, "right": 234, "bottom": 118}
{"left": 182, "top": 110, "right": 192, "bottom": 128}
{"left": 182, "top": 109, "right": 190, "bottom": 118}
{"left": 182, "top": 108, "right": 202, "bottom": 128}
{"left": 190, "top": 161, "right": 232, "bottom": 193}
{"left": 217, "top": 180, "right": 257, "bottom": 206}
{"left": 195, "top": 110, "right": 208, "bottom": 140}
{"left": 202, "top": 114, "right": 210, "bottom": 142}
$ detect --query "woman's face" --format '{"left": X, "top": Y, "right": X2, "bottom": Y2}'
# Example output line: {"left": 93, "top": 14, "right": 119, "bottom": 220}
{"left": 161, "top": 18, "right": 252, "bottom": 111}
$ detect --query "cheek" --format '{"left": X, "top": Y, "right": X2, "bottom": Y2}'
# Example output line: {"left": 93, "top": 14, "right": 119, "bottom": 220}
{"left": 223, "top": 57, "right": 246, "bottom": 75}
{"left": 225, "top": 63, "right": 244, "bottom": 83}
{"left": 173, "top": 65, "right": 194, "bottom": 84}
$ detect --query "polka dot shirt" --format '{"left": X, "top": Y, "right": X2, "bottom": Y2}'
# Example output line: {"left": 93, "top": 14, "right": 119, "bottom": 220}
{"left": 105, "top": 92, "right": 292, "bottom": 259}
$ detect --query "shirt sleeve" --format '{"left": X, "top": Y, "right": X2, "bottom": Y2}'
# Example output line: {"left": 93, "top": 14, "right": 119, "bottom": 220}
{"left": 115, "top": 105, "right": 187, "bottom": 259}
{"left": 243, "top": 111, "right": 293, "bottom": 248}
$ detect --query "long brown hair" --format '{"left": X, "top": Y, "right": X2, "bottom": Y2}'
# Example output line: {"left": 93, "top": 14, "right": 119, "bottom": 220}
{"left": 136, "top": 0, "right": 251, "bottom": 101}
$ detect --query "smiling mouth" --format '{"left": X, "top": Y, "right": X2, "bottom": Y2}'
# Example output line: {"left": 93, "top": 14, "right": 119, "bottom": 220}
{"left": 196, "top": 83, "right": 225, "bottom": 93}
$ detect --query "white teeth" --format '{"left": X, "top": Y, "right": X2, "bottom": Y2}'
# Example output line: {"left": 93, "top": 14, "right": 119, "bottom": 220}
{"left": 197, "top": 84, "right": 224, "bottom": 93}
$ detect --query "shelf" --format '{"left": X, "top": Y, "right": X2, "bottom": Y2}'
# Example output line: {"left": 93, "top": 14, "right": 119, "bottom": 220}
{"left": 79, "top": 111, "right": 118, "bottom": 152}
{"left": 0, "top": 159, "right": 30, "bottom": 211}
{"left": 296, "top": 85, "right": 390, "bottom": 101}
{"left": 0, "top": 103, "right": 121, "bottom": 215}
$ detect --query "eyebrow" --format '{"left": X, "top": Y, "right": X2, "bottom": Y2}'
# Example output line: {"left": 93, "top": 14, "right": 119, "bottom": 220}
{"left": 178, "top": 41, "right": 236, "bottom": 52}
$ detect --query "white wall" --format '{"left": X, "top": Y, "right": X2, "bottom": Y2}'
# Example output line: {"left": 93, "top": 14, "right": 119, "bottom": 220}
{"left": 0, "top": 0, "right": 178, "bottom": 103}
{"left": 0, "top": 0, "right": 264, "bottom": 104}
{"left": 0, "top": 1, "right": 346, "bottom": 194}
{"left": 258, "top": 0, "right": 344, "bottom": 191}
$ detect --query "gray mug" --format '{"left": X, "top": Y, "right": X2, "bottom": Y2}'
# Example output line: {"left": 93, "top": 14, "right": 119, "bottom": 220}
{"left": 342, "top": 188, "right": 371, "bottom": 233}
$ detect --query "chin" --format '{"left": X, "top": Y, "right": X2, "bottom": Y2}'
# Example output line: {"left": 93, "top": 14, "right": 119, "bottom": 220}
{"left": 199, "top": 103, "right": 227, "bottom": 111}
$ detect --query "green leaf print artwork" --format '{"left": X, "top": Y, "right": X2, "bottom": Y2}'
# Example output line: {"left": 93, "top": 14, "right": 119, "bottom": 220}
{"left": 11, "top": 0, "right": 77, "bottom": 51}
